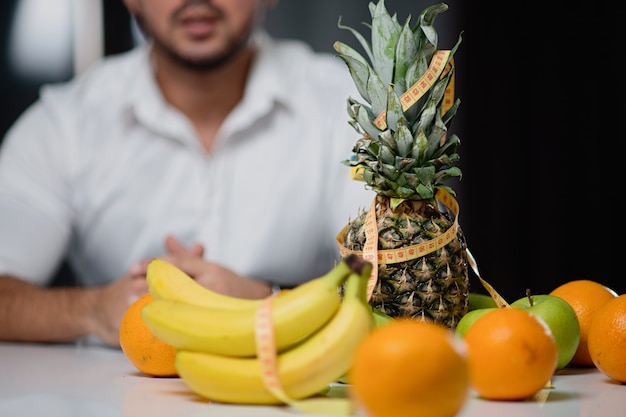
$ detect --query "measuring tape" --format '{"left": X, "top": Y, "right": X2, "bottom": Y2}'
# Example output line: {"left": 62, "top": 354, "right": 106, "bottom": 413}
{"left": 373, "top": 50, "right": 453, "bottom": 129}
{"left": 465, "top": 248, "right": 509, "bottom": 308}
{"left": 254, "top": 297, "right": 353, "bottom": 416}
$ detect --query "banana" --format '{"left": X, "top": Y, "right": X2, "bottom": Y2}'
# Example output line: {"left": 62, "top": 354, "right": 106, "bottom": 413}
{"left": 174, "top": 266, "right": 375, "bottom": 405}
{"left": 142, "top": 258, "right": 358, "bottom": 357}
{"left": 146, "top": 258, "right": 262, "bottom": 310}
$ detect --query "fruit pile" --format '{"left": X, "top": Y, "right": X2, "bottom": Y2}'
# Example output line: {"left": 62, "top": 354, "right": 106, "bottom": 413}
{"left": 119, "top": 263, "right": 625, "bottom": 416}
{"left": 458, "top": 290, "right": 581, "bottom": 372}
{"left": 456, "top": 279, "right": 625, "bottom": 402}
{"left": 345, "top": 278, "right": 626, "bottom": 417}
{"left": 125, "top": 255, "right": 376, "bottom": 406}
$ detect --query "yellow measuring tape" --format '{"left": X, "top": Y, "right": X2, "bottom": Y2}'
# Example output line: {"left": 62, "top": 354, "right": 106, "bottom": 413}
{"left": 465, "top": 249, "right": 510, "bottom": 308}
{"left": 373, "top": 49, "right": 453, "bottom": 129}
{"left": 254, "top": 297, "right": 353, "bottom": 416}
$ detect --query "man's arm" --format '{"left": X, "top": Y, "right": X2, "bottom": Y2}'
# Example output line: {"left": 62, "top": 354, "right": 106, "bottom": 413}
{"left": 0, "top": 235, "right": 273, "bottom": 348}
{"left": 0, "top": 273, "right": 147, "bottom": 347}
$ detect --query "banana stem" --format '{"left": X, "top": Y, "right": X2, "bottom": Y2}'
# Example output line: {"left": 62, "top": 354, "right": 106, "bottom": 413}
{"left": 341, "top": 255, "right": 372, "bottom": 304}
{"left": 344, "top": 254, "right": 370, "bottom": 277}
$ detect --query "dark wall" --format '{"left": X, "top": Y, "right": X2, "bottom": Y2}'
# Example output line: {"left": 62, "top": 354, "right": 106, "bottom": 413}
{"left": 1, "top": 1, "right": 623, "bottom": 298}
{"left": 458, "top": 3, "right": 624, "bottom": 300}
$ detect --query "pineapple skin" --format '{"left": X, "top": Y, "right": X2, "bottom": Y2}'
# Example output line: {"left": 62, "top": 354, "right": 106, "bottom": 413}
{"left": 343, "top": 195, "right": 469, "bottom": 329}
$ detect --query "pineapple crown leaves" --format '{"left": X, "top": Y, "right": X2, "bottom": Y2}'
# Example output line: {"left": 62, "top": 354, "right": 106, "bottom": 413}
{"left": 334, "top": 0, "right": 463, "bottom": 201}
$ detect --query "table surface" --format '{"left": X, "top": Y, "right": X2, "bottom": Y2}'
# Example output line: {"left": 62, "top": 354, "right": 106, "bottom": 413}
{"left": 0, "top": 341, "right": 624, "bottom": 417}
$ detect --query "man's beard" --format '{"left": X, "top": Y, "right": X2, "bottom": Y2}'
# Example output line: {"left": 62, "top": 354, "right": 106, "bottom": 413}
{"left": 152, "top": 33, "right": 250, "bottom": 72}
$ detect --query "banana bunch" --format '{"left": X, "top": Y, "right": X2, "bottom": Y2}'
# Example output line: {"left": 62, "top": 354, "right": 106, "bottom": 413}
{"left": 142, "top": 255, "right": 375, "bottom": 405}
{"left": 144, "top": 258, "right": 355, "bottom": 357}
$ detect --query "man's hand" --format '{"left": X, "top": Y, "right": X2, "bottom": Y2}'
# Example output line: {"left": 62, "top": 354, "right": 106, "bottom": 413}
{"left": 130, "top": 235, "right": 272, "bottom": 300}
{"left": 88, "top": 272, "right": 148, "bottom": 347}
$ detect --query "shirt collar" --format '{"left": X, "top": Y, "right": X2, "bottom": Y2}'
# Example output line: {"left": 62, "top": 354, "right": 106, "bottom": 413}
{"left": 126, "top": 32, "right": 295, "bottom": 145}
{"left": 127, "top": 43, "right": 194, "bottom": 143}
{"left": 243, "top": 31, "right": 295, "bottom": 112}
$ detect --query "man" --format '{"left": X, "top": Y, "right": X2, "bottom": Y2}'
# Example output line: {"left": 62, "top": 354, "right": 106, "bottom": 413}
{"left": 0, "top": 0, "right": 372, "bottom": 347}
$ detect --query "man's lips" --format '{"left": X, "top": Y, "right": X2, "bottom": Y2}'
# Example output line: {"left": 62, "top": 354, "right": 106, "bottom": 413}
{"left": 181, "top": 17, "right": 217, "bottom": 37}
{"left": 176, "top": 5, "right": 221, "bottom": 38}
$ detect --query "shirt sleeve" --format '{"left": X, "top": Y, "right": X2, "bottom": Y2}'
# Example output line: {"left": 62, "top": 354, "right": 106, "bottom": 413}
{"left": 0, "top": 97, "right": 72, "bottom": 285}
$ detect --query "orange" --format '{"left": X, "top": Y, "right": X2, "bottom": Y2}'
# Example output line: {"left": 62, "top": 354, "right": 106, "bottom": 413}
{"left": 349, "top": 319, "right": 469, "bottom": 417}
{"left": 464, "top": 307, "right": 558, "bottom": 400}
{"left": 119, "top": 293, "right": 177, "bottom": 377}
{"left": 588, "top": 294, "right": 626, "bottom": 382}
{"left": 550, "top": 280, "right": 617, "bottom": 366}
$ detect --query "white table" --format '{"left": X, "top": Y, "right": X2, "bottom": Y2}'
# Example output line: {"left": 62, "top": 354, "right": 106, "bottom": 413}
{"left": 0, "top": 341, "right": 623, "bottom": 417}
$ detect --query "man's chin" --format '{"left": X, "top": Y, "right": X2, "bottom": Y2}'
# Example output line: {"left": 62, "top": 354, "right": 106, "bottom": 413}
{"left": 156, "top": 37, "right": 250, "bottom": 72}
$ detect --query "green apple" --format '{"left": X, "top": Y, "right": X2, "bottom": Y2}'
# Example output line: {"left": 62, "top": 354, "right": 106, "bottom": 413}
{"left": 510, "top": 293, "right": 581, "bottom": 370}
{"left": 455, "top": 307, "right": 497, "bottom": 338}
{"left": 371, "top": 307, "right": 395, "bottom": 327}
{"left": 468, "top": 293, "right": 498, "bottom": 311}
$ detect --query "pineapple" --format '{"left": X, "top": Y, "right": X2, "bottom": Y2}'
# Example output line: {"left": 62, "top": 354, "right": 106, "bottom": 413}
{"left": 334, "top": 0, "right": 469, "bottom": 328}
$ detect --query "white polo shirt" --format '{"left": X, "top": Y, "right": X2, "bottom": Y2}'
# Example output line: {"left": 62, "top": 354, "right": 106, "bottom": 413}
{"left": 0, "top": 32, "right": 374, "bottom": 288}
